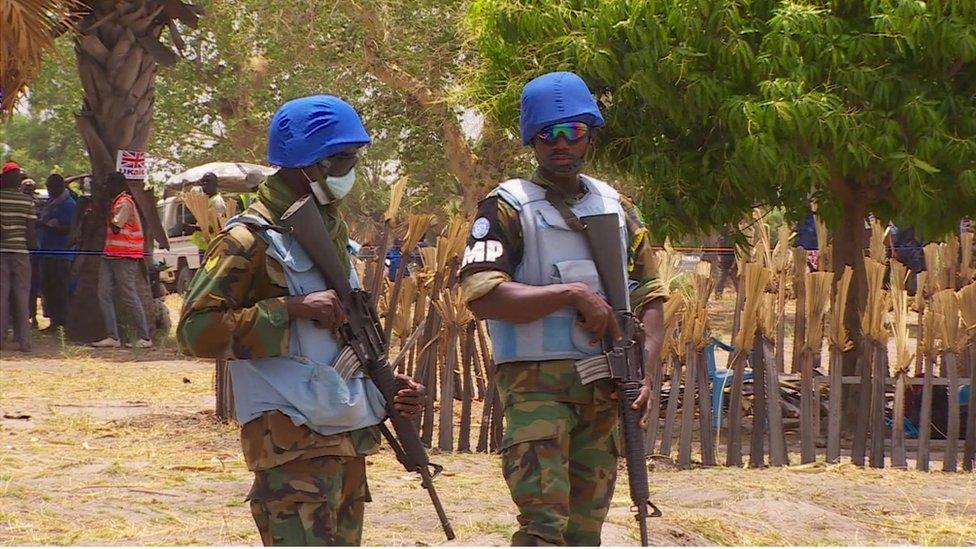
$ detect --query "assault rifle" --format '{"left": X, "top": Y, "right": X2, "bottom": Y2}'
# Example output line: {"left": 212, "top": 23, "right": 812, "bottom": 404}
{"left": 280, "top": 195, "right": 455, "bottom": 541}
{"left": 580, "top": 212, "right": 662, "bottom": 546}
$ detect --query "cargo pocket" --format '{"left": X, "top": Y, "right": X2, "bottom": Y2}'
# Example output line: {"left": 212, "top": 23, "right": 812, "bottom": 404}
{"left": 500, "top": 421, "right": 565, "bottom": 506}
{"left": 552, "top": 259, "right": 605, "bottom": 355}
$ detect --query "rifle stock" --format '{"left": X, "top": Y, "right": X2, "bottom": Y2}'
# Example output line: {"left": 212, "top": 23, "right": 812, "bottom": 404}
{"left": 581, "top": 213, "right": 661, "bottom": 546}
{"left": 280, "top": 195, "right": 455, "bottom": 541}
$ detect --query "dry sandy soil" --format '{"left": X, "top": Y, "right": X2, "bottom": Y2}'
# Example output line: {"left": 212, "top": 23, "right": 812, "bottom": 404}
{"left": 1, "top": 312, "right": 974, "bottom": 546}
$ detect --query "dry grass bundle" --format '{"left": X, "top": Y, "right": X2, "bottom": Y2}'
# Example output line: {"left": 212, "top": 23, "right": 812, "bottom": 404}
{"left": 890, "top": 261, "right": 915, "bottom": 374}
{"left": 654, "top": 238, "right": 683, "bottom": 294}
{"left": 733, "top": 262, "right": 772, "bottom": 352}
{"left": 868, "top": 217, "right": 889, "bottom": 264}
{"left": 861, "top": 259, "right": 890, "bottom": 343}
{"left": 660, "top": 293, "right": 686, "bottom": 358}
{"left": 923, "top": 243, "right": 944, "bottom": 292}
{"left": 434, "top": 216, "right": 467, "bottom": 272}
{"left": 961, "top": 232, "right": 974, "bottom": 283}
{"left": 402, "top": 214, "right": 434, "bottom": 257}
{"left": 814, "top": 215, "right": 831, "bottom": 271}
{"left": 944, "top": 234, "right": 960, "bottom": 287}
{"left": 803, "top": 272, "right": 833, "bottom": 352}
{"left": 958, "top": 283, "right": 976, "bottom": 345}
{"left": 392, "top": 276, "right": 418, "bottom": 338}
{"left": 679, "top": 261, "right": 713, "bottom": 349}
{"left": 828, "top": 266, "right": 854, "bottom": 351}
{"left": 754, "top": 209, "right": 774, "bottom": 269}
{"left": 384, "top": 176, "right": 409, "bottom": 222}
{"left": 181, "top": 191, "right": 220, "bottom": 242}
{"left": 932, "top": 289, "right": 962, "bottom": 353}
{"left": 919, "top": 307, "right": 940, "bottom": 358}
{"left": 434, "top": 287, "right": 473, "bottom": 328}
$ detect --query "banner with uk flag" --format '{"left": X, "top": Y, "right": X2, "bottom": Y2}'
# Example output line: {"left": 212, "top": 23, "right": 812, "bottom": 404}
{"left": 116, "top": 150, "right": 148, "bottom": 180}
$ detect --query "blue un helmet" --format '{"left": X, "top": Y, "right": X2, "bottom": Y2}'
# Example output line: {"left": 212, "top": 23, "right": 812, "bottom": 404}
{"left": 519, "top": 71, "right": 605, "bottom": 146}
{"left": 267, "top": 95, "right": 372, "bottom": 168}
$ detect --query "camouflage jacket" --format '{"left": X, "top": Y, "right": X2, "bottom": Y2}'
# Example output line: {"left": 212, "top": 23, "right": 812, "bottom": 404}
{"left": 177, "top": 201, "right": 380, "bottom": 470}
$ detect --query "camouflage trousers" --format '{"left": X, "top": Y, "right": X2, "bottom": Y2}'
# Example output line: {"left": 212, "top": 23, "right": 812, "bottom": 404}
{"left": 501, "top": 399, "right": 618, "bottom": 546}
{"left": 248, "top": 455, "right": 369, "bottom": 546}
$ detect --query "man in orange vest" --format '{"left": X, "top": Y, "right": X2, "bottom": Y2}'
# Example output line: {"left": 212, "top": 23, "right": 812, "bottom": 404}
{"left": 91, "top": 172, "right": 152, "bottom": 348}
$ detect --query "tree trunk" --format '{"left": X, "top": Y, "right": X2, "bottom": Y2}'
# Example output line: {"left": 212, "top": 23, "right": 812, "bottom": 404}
{"left": 830, "top": 180, "right": 869, "bottom": 429}
{"left": 67, "top": 1, "right": 176, "bottom": 342}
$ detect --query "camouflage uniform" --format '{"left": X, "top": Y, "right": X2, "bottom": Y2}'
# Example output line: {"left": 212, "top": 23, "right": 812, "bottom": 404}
{"left": 460, "top": 170, "right": 665, "bottom": 545}
{"left": 178, "top": 195, "right": 380, "bottom": 546}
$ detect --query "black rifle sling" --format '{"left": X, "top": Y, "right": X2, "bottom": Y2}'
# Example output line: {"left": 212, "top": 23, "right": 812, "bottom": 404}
{"left": 544, "top": 187, "right": 587, "bottom": 233}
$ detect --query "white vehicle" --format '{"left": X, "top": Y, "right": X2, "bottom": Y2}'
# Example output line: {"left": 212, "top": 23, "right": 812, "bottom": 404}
{"left": 154, "top": 196, "right": 204, "bottom": 294}
{"left": 153, "top": 162, "right": 273, "bottom": 294}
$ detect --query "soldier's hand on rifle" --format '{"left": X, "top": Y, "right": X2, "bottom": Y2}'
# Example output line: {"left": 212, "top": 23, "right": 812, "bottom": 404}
{"left": 286, "top": 290, "right": 347, "bottom": 330}
{"left": 631, "top": 380, "right": 654, "bottom": 428}
{"left": 392, "top": 374, "right": 425, "bottom": 420}
{"left": 568, "top": 282, "right": 623, "bottom": 344}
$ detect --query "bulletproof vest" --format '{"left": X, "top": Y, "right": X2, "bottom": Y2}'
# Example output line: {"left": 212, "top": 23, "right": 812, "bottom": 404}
{"left": 487, "top": 176, "right": 629, "bottom": 364}
{"left": 225, "top": 213, "right": 386, "bottom": 436}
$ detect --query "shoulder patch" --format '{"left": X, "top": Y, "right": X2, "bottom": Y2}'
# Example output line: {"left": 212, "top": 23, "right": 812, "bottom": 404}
{"left": 471, "top": 217, "right": 491, "bottom": 239}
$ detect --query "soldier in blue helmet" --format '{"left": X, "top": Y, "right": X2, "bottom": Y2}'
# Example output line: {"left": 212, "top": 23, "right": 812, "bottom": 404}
{"left": 460, "top": 72, "right": 667, "bottom": 545}
{"left": 177, "top": 95, "right": 426, "bottom": 545}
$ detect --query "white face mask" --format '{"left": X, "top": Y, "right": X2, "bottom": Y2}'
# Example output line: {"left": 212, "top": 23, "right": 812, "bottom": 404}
{"left": 306, "top": 168, "right": 357, "bottom": 205}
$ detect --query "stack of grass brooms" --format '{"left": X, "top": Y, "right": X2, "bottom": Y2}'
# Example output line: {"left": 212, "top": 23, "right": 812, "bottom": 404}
{"left": 648, "top": 211, "right": 974, "bottom": 472}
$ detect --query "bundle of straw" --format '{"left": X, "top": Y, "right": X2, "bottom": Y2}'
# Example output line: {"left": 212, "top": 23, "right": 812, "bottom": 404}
{"left": 733, "top": 262, "right": 772, "bottom": 352}
{"left": 923, "top": 243, "right": 944, "bottom": 292}
{"left": 868, "top": 217, "right": 889, "bottom": 264}
{"left": 803, "top": 272, "right": 833, "bottom": 353}
{"left": 958, "top": 283, "right": 976, "bottom": 344}
{"left": 919, "top": 305, "right": 940, "bottom": 359}
{"left": 654, "top": 238, "right": 683, "bottom": 294}
{"left": 827, "top": 266, "right": 854, "bottom": 351}
{"left": 945, "top": 234, "right": 960, "bottom": 288}
{"left": 961, "top": 232, "right": 974, "bottom": 284}
{"left": 861, "top": 258, "right": 890, "bottom": 343}
{"left": 814, "top": 215, "right": 831, "bottom": 271}
{"left": 434, "top": 287, "right": 474, "bottom": 329}
{"left": 434, "top": 216, "right": 468, "bottom": 273}
{"left": 754, "top": 209, "right": 774, "bottom": 269}
{"left": 384, "top": 176, "right": 409, "bottom": 222}
{"left": 890, "top": 261, "right": 915, "bottom": 373}
{"left": 660, "top": 293, "right": 686, "bottom": 359}
{"left": 932, "top": 289, "right": 963, "bottom": 353}
{"left": 181, "top": 190, "right": 220, "bottom": 242}
{"left": 403, "top": 214, "right": 434, "bottom": 259}
{"left": 679, "top": 261, "right": 713, "bottom": 349}
{"left": 392, "top": 277, "right": 418, "bottom": 338}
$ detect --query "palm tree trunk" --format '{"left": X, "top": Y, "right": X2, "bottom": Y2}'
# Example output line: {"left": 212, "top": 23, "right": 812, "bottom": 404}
{"left": 66, "top": 0, "right": 196, "bottom": 342}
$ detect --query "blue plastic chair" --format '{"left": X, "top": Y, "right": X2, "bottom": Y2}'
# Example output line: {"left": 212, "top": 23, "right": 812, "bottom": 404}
{"left": 704, "top": 337, "right": 754, "bottom": 429}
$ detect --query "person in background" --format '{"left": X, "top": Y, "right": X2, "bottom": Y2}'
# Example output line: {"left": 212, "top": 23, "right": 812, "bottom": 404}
{"left": 385, "top": 238, "right": 410, "bottom": 281}
{"left": 0, "top": 162, "right": 37, "bottom": 352}
{"left": 37, "top": 173, "right": 77, "bottom": 332}
{"left": 91, "top": 172, "right": 152, "bottom": 349}
{"left": 200, "top": 171, "right": 227, "bottom": 219}
{"left": 19, "top": 177, "right": 43, "bottom": 327}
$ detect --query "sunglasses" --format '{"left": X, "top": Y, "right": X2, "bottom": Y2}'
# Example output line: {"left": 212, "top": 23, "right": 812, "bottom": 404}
{"left": 536, "top": 122, "right": 591, "bottom": 144}
{"left": 318, "top": 150, "right": 360, "bottom": 174}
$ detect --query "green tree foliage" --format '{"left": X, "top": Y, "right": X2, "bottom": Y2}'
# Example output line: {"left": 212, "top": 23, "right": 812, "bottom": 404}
{"left": 467, "top": 0, "right": 976, "bottom": 241}
{"left": 0, "top": 37, "right": 89, "bottom": 181}
{"left": 150, "top": 0, "right": 500, "bottom": 218}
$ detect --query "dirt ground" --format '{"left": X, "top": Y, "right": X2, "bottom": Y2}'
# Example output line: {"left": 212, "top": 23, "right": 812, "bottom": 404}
{"left": 1, "top": 299, "right": 974, "bottom": 546}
